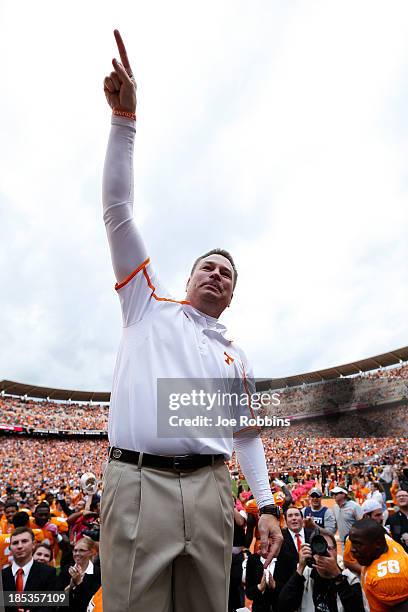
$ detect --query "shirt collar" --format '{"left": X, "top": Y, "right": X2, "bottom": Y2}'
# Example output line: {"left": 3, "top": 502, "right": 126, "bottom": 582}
{"left": 183, "top": 305, "right": 231, "bottom": 339}
{"left": 12, "top": 558, "right": 34, "bottom": 577}
{"left": 289, "top": 528, "right": 305, "bottom": 540}
{"left": 84, "top": 560, "right": 94, "bottom": 575}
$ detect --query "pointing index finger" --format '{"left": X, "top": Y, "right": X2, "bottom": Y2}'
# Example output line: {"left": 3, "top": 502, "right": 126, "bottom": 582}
{"left": 114, "top": 29, "right": 133, "bottom": 77}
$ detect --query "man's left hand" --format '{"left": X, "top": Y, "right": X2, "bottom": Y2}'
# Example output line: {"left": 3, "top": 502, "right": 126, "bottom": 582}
{"left": 313, "top": 554, "right": 341, "bottom": 578}
{"left": 258, "top": 514, "right": 283, "bottom": 568}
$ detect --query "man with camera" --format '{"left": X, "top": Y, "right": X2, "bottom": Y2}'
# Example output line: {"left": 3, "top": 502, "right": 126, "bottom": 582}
{"left": 278, "top": 531, "right": 365, "bottom": 612}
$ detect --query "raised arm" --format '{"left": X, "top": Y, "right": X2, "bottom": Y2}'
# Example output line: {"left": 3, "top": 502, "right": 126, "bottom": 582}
{"left": 102, "top": 30, "right": 147, "bottom": 283}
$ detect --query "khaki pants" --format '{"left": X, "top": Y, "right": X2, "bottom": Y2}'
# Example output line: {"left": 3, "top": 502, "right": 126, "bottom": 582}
{"left": 100, "top": 458, "right": 234, "bottom": 612}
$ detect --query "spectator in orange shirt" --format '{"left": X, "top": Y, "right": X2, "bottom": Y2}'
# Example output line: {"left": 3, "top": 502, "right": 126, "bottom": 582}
{"left": 0, "top": 499, "right": 18, "bottom": 534}
{"left": 349, "top": 519, "right": 408, "bottom": 612}
{"left": 390, "top": 479, "right": 400, "bottom": 506}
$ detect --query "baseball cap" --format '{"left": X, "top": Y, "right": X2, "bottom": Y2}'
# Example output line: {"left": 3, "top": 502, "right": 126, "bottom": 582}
{"left": 331, "top": 486, "right": 348, "bottom": 495}
{"left": 309, "top": 488, "right": 323, "bottom": 497}
{"left": 361, "top": 499, "right": 382, "bottom": 514}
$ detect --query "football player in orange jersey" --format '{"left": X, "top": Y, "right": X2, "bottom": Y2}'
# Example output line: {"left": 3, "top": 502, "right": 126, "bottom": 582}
{"left": 349, "top": 519, "right": 408, "bottom": 612}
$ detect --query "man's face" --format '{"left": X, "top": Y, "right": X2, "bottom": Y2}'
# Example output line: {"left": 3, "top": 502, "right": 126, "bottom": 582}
{"left": 314, "top": 534, "right": 338, "bottom": 578}
{"left": 186, "top": 254, "right": 234, "bottom": 317}
{"left": 286, "top": 508, "right": 303, "bottom": 532}
{"left": 5, "top": 506, "right": 17, "bottom": 523}
{"left": 396, "top": 491, "right": 408, "bottom": 510}
{"left": 309, "top": 494, "right": 321, "bottom": 510}
{"left": 334, "top": 492, "right": 346, "bottom": 506}
{"left": 367, "top": 509, "right": 384, "bottom": 524}
{"left": 349, "top": 529, "right": 382, "bottom": 566}
{"left": 34, "top": 507, "right": 50, "bottom": 527}
{"left": 10, "top": 532, "right": 35, "bottom": 565}
{"left": 27, "top": 497, "right": 36, "bottom": 510}
{"left": 33, "top": 546, "right": 52, "bottom": 564}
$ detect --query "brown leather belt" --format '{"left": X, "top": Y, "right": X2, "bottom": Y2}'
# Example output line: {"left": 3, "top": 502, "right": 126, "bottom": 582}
{"left": 108, "top": 446, "right": 224, "bottom": 472}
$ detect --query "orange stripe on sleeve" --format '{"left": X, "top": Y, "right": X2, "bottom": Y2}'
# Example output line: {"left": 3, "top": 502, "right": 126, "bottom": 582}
{"left": 115, "top": 258, "right": 151, "bottom": 290}
{"left": 142, "top": 267, "right": 190, "bottom": 305}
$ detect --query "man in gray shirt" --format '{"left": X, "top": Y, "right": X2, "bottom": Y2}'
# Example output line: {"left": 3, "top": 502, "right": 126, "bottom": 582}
{"left": 331, "top": 486, "right": 363, "bottom": 544}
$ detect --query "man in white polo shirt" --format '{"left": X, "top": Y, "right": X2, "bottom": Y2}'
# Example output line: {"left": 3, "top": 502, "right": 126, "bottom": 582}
{"left": 99, "top": 30, "right": 283, "bottom": 612}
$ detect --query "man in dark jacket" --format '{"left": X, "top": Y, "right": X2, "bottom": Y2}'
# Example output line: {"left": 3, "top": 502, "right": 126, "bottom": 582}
{"left": 272, "top": 507, "right": 314, "bottom": 594}
{"left": 1, "top": 527, "right": 57, "bottom": 612}
{"left": 386, "top": 489, "right": 408, "bottom": 552}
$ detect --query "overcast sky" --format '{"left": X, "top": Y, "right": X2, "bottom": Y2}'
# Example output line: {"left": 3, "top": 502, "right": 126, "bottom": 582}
{"left": 1, "top": 0, "right": 407, "bottom": 392}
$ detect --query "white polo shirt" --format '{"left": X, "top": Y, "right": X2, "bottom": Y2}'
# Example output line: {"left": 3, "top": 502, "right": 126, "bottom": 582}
{"left": 109, "top": 257, "right": 256, "bottom": 457}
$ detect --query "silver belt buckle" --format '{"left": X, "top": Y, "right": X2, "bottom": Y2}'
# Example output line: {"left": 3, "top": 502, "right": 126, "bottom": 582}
{"left": 173, "top": 454, "right": 192, "bottom": 471}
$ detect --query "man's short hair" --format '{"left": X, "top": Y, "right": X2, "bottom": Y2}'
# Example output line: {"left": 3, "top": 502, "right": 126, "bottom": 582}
{"left": 34, "top": 502, "right": 50, "bottom": 514}
{"left": 190, "top": 249, "right": 238, "bottom": 289}
{"left": 12, "top": 511, "right": 31, "bottom": 528}
{"left": 350, "top": 518, "right": 385, "bottom": 541}
{"left": 323, "top": 532, "right": 337, "bottom": 549}
{"left": 10, "top": 526, "right": 35, "bottom": 542}
{"left": 5, "top": 499, "right": 18, "bottom": 510}
{"left": 284, "top": 506, "right": 302, "bottom": 518}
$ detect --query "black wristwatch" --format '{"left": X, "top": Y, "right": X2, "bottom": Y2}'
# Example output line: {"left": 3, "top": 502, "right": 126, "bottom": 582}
{"left": 259, "top": 504, "right": 281, "bottom": 519}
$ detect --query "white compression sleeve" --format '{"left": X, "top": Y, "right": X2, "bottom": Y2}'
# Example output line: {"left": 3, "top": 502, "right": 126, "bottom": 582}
{"left": 233, "top": 435, "right": 274, "bottom": 508}
{"left": 102, "top": 116, "right": 148, "bottom": 283}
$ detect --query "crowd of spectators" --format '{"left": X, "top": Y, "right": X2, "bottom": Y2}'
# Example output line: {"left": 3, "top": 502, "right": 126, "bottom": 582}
{"left": 1, "top": 433, "right": 407, "bottom": 611}
{"left": 0, "top": 397, "right": 108, "bottom": 430}
{"left": 265, "top": 403, "right": 408, "bottom": 438}
{"left": 266, "top": 364, "right": 408, "bottom": 419}
{"left": 0, "top": 438, "right": 107, "bottom": 495}
{"left": 1, "top": 363, "right": 407, "bottom": 610}
{"left": 1, "top": 364, "right": 407, "bottom": 433}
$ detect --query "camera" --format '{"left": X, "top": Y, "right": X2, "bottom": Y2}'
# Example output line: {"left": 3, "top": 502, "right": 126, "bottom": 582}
{"left": 83, "top": 524, "right": 100, "bottom": 542}
{"left": 306, "top": 528, "right": 330, "bottom": 567}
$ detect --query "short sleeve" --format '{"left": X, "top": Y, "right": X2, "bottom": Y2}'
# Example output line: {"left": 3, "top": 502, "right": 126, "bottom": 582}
{"left": 115, "top": 259, "right": 172, "bottom": 327}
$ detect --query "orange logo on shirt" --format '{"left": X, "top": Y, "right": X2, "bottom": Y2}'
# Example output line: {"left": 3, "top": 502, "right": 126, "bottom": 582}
{"left": 224, "top": 352, "right": 234, "bottom": 365}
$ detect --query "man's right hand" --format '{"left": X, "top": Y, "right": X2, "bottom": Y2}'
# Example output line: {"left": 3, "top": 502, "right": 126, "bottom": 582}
{"left": 104, "top": 29, "right": 137, "bottom": 114}
{"left": 303, "top": 516, "right": 316, "bottom": 529}
{"left": 297, "top": 543, "right": 312, "bottom": 573}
